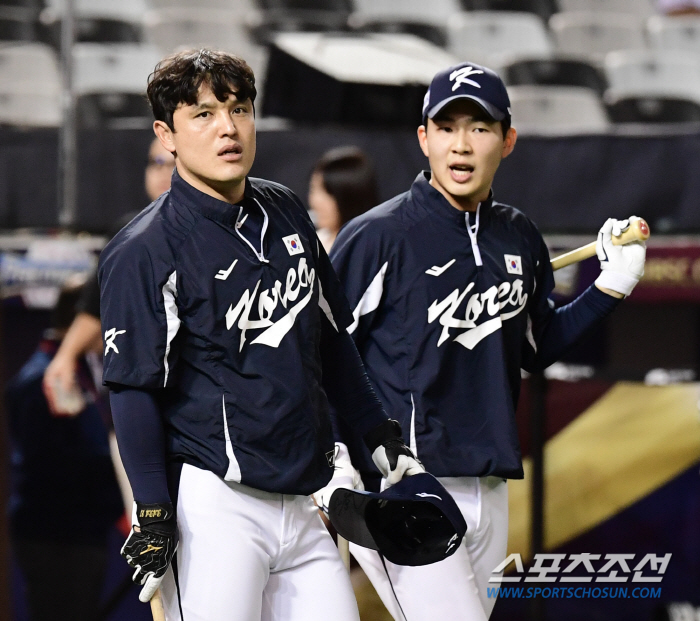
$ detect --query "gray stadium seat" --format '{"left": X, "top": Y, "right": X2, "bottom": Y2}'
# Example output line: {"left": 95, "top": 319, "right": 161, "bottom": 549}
{"left": 143, "top": 8, "right": 268, "bottom": 82}
{"left": 351, "top": 0, "right": 461, "bottom": 22}
{"left": 508, "top": 85, "right": 610, "bottom": 135}
{"left": 557, "top": 0, "right": 655, "bottom": 18}
{"left": 0, "top": 6, "right": 38, "bottom": 41}
{"left": 604, "top": 49, "right": 700, "bottom": 103}
{"left": 0, "top": 42, "right": 61, "bottom": 93}
{"left": 0, "top": 44, "right": 62, "bottom": 127}
{"left": 0, "top": 91, "right": 61, "bottom": 126}
{"left": 501, "top": 56, "right": 608, "bottom": 96}
{"left": 445, "top": 11, "right": 553, "bottom": 70}
{"left": 605, "top": 94, "right": 700, "bottom": 123}
{"left": 647, "top": 14, "right": 700, "bottom": 53}
{"left": 549, "top": 12, "right": 647, "bottom": 60}
{"left": 72, "top": 43, "right": 161, "bottom": 95}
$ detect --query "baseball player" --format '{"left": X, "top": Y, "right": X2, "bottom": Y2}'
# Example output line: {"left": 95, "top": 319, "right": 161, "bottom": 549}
{"left": 319, "top": 62, "right": 647, "bottom": 621}
{"left": 98, "top": 49, "right": 423, "bottom": 621}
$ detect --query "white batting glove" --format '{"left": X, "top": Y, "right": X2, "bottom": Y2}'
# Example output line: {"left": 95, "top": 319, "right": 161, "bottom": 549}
{"left": 313, "top": 443, "right": 364, "bottom": 515}
{"left": 595, "top": 217, "right": 646, "bottom": 296}
{"left": 364, "top": 419, "right": 425, "bottom": 490}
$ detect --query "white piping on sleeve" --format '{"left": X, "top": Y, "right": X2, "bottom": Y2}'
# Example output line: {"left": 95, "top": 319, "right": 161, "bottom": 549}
{"left": 317, "top": 280, "right": 338, "bottom": 331}
{"left": 347, "top": 262, "right": 389, "bottom": 335}
{"left": 466, "top": 204, "right": 483, "bottom": 266}
{"left": 162, "top": 270, "right": 180, "bottom": 387}
{"left": 409, "top": 393, "right": 417, "bottom": 457}
{"left": 222, "top": 395, "right": 242, "bottom": 482}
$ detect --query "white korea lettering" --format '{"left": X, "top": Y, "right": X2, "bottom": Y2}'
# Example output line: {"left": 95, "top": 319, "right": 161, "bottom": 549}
{"left": 225, "top": 258, "right": 315, "bottom": 351}
{"left": 428, "top": 279, "right": 528, "bottom": 349}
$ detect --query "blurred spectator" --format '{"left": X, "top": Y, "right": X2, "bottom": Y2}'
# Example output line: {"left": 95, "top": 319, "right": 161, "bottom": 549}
{"left": 42, "top": 137, "right": 175, "bottom": 417}
{"left": 657, "top": 0, "right": 700, "bottom": 14}
{"left": 7, "top": 277, "right": 124, "bottom": 621}
{"left": 308, "top": 146, "right": 379, "bottom": 252}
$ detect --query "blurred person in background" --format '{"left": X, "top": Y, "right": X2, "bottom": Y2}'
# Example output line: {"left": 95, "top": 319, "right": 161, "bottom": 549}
{"left": 7, "top": 277, "right": 124, "bottom": 621}
{"left": 657, "top": 0, "right": 700, "bottom": 14}
{"left": 308, "top": 146, "right": 379, "bottom": 252}
{"left": 42, "top": 137, "right": 175, "bottom": 417}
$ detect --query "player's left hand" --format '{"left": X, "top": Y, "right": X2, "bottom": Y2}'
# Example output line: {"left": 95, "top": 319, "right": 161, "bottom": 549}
{"left": 313, "top": 442, "right": 364, "bottom": 516}
{"left": 595, "top": 217, "right": 646, "bottom": 297}
{"left": 364, "top": 419, "right": 425, "bottom": 490}
{"left": 121, "top": 502, "right": 178, "bottom": 603}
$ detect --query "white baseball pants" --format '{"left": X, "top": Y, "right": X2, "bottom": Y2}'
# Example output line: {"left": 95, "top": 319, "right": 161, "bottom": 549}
{"left": 160, "top": 464, "right": 360, "bottom": 621}
{"left": 350, "top": 476, "right": 508, "bottom": 621}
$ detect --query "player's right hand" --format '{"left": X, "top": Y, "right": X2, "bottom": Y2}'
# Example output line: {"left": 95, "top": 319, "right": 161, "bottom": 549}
{"left": 42, "top": 353, "right": 83, "bottom": 416}
{"left": 595, "top": 217, "right": 646, "bottom": 297}
{"left": 121, "top": 502, "right": 178, "bottom": 603}
{"left": 313, "top": 442, "right": 364, "bottom": 516}
{"left": 364, "top": 419, "right": 425, "bottom": 490}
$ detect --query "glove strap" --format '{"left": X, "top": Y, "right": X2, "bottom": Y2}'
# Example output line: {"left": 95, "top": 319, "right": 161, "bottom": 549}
{"left": 363, "top": 419, "right": 403, "bottom": 452}
{"left": 134, "top": 502, "right": 176, "bottom": 536}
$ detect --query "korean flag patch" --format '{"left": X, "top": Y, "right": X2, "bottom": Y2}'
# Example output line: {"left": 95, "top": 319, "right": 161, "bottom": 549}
{"left": 283, "top": 234, "right": 304, "bottom": 256}
{"left": 504, "top": 254, "right": 522, "bottom": 275}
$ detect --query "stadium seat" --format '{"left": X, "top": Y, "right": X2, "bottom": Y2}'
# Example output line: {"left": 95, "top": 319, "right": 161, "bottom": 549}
{"left": 0, "top": 42, "right": 61, "bottom": 93}
{"left": 0, "top": 42, "right": 61, "bottom": 127}
{"left": 143, "top": 8, "right": 268, "bottom": 79}
{"left": 501, "top": 57, "right": 608, "bottom": 96}
{"left": 508, "top": 85, "right": 610, "bottom": 134}
{"left": 148, "top": 0, "right": 256, "bottom": 7}
{"left": 255, "top": 0, "right": 350, "bottom": 33}
{"left": 557, "top": 0, "right": 655, "bottom": 18}
{"left": 351, "top": 0, "right": 460, "bottom": 22}
{"left": 549, "top": 12, "right": 647, "bottom": 59}
{"left": 647, "top": 15, "right": 700, "bottom": 53}
{"left": 0, "top": 5, "right": 39, "bottom": 41}
{"left": 77, "top": 92, "right": 152, "bottom": 129}
{"left": 72, "top": 43, "right": 161, "bottom": 95}
{"left": 42, "top": 0, "right": 148, "bottom": 22}
{"left": 604, "top": 49, "right": 700, "bottom": 103}
{"left": 445, "top": 11, "right": 553, "bottom": 70}
{"left": 464, "top": 0, "right": 557, "bottom": 22}
{"left": 606, "top": 94, "right": 700, "bottom": 123}
{"left": 0, "top": 91, "right": 61, "bottom": 127}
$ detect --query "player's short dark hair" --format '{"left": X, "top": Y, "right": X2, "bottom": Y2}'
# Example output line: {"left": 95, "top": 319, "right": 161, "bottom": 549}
{"left": 312, "top": 146, "right": 380, "bottom": 227}
{"left": 147, "top": 48, "right": 257, "bottom": 131}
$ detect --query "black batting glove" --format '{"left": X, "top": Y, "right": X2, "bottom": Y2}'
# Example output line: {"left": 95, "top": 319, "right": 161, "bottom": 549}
{"left": 121, "top": 502, "right": 178, "bottom": 603}
{"left": 364, "top": 419, "right": 425, "bottom": 489}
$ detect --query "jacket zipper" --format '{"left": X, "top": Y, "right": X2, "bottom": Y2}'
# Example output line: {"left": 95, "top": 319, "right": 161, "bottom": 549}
{"left": 465, "top": 202, "right": 483, "bottom": 266}
{"left": 235, "top": 197, "right": 270, "bottom": 263}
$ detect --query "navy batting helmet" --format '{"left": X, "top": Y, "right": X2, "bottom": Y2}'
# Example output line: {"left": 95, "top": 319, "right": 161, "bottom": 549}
{"left": 328, "top": 473, "right": 467, "bottom": 566}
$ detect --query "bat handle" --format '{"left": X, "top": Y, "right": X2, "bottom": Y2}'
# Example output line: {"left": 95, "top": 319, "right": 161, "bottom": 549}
{"left": 338, "top": 535, "right": 350, "bottom": 571}
{"left": 150, "top": 588, "right": 166, "bottom": 621}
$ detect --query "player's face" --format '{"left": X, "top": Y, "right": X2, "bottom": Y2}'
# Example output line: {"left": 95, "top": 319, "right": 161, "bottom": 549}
{"left": 308, "top": 172, "right": 341, "bottom": 233}
{"left": 417, "top": 99, "right": 517, "bottom": 212}
{"left": 144, "top": 138, "right": 175, "bottom": 202}
{"left": 154, "top": 84, "right": 256, "bottom": 204}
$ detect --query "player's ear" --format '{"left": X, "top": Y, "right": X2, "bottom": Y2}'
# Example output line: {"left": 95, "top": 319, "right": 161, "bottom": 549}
{"left": 417, "top": 124, "right": 429, "bottom": 158}
{"left": 153, "top": 121, "right": 176, "bottom": 155}
{"left": 501, "top": 126, "right": 517, "bottom": 159}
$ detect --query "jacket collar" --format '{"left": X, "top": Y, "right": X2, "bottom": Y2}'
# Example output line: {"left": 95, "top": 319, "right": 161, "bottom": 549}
{"left": 410, "top": 171, "right": 494, "bottom": 224}
{"left": 169, "top": 168, "right": 255, "bottom": 225}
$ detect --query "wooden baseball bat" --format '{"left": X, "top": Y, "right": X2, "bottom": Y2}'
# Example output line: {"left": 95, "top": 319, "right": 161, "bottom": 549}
{"left": 338, "top": 535, "right": 351, "bottom": 571}
{"left": 150, "top": 589, "right": 166, "bottom": 621}
{"left": 550, "top": 216, "right": 650, "bottom": 272}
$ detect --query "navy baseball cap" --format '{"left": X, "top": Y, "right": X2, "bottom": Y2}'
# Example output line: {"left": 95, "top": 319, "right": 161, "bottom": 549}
{"left": 328, "top": 473, "right": 467, "bottom": 566}
{"left": 422, "top": 61, "right": 511, "bottom": 125}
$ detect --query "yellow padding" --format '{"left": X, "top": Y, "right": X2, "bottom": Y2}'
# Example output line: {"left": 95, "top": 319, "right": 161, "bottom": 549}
{"left": 507, "top": 382, "right": 700, "bottom": 560}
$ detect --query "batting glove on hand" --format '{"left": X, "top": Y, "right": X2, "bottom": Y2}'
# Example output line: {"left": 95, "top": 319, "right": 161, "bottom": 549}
{"left": 313, "top": 443, "right": 364, "bottom": 516}
{"left": 595, "top": 217, "right": 646, "bottom": 297}
{"left": 121, "top": 502, "right": 178, "bottom": 603}
{"left": 364, "top": 419, "right": 424, "bottom": 490}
